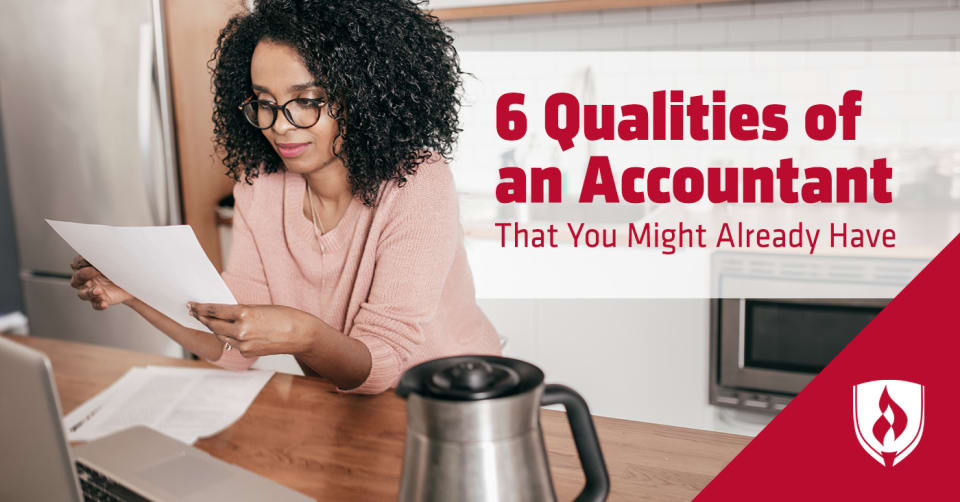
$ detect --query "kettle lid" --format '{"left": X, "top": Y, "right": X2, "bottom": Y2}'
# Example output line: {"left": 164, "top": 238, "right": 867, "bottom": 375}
{"left": 396, "top": 355, "right": 543, "bottom": 401}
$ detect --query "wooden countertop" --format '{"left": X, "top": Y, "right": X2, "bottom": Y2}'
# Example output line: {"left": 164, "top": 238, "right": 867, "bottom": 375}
{"left": 4, "top": 334, "right": 750, "bottom": 501}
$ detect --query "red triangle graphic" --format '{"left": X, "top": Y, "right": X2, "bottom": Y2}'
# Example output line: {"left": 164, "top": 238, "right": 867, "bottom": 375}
{"left": 696, "top": 233, "right": 960, "bottom": 500}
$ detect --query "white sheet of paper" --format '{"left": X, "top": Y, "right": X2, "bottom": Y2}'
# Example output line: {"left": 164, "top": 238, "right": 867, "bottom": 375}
{"left": 63, "top": 367, "right": 147, "bottom": 436}
{"left": 63, "top": 366, "right": 275, "bottom": 444}
{"left": 46, "top": 219, "right": 236, "bottom": 333}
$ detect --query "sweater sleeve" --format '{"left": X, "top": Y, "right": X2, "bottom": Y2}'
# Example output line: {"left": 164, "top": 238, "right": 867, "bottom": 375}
{"left": 207, "top": 181, "right": 268, "bottom": 371}
{"left": 343, "top": 158, "right": 460, "bottom": 394}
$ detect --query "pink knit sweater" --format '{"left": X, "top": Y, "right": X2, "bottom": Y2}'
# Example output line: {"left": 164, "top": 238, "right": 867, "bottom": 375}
{"left": 208, "top": 156, "right": 501, "bottom": 393}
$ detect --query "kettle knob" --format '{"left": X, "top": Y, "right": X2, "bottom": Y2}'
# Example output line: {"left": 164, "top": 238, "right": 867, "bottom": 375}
{"left": 396, "top": 355, "right": 526, "bottom": 400}
{"left": 439, "top": 360, "right": 496, "bottom": 391}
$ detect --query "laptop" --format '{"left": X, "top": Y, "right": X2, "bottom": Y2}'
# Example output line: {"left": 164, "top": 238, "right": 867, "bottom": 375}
{"left": 0, "top": 336, "right": 313, "bottom": 501}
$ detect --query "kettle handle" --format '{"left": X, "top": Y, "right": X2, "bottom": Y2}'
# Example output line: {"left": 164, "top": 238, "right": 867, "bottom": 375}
{"left": 542, "top": 384, "right": 610, "bottom": 502}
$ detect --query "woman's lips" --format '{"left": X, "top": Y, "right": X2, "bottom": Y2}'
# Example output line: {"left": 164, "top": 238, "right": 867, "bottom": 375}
{"left": 276, "top": 142, "right": 310, "bottom": 158}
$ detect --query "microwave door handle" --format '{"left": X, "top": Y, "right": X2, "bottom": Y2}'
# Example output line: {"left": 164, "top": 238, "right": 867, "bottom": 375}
{"left": 137, "top": 22, "right": 163, "bottom": 227}
{"left": 738, "top": 298, "right": 747, "bottom": 369}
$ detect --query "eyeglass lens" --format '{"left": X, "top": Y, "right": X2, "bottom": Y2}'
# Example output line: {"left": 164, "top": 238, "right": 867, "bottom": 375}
{"left": 242, "top": 99, "right": 321, "bottom": 129}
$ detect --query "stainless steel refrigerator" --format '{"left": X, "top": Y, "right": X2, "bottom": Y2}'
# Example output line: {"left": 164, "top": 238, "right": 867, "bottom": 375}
{"left": 0, "top": 0, "right": 184, "bottom": 356}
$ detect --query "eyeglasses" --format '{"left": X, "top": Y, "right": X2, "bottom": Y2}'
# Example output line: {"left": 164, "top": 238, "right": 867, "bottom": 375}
{"left": 238, "top": 97, "right": 325, "bottom": 129}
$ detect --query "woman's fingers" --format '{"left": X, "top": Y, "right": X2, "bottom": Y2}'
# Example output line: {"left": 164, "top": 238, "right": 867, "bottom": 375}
{"left": 77, "top": 286, "right": 92, "bottom": 301}
{"left": 76, "top": 284, "right": 107, "bottom": 310}
{"left": 195, "top": 314, "right": 240, "bottom": 338}
{"left": 77, "top": 282, "right": 100, "bottom": 301}
{"left": 70, "top": 266, "right": 101, "bottom": 288}
{"left": 189, "top": 302, "right": 243, "bottom": 321}
{"left": 72, "top": 264, "right": 125, "bottom": 309}
{"left": 70, "top": 255, "right": 91, "bottom": 270}
{"left": 189, "top": 303, "right": 262, "bottom": 356}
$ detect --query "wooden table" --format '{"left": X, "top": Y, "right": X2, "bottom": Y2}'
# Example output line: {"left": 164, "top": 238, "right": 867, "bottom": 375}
{"left": 4, "top": 334, "right": 750, "bottom": 501}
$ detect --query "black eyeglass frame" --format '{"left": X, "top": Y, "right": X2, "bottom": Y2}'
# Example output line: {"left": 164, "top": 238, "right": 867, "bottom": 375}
{"left": 238, "top": 97, "right": 326, "bottom": 129}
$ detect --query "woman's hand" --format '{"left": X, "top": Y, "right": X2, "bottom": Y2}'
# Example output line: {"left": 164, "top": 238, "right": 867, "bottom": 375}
{"left": 70, "top": 255, "right": 133, "bottom": 310}
{"left": 187, "top": 302, "right": 319, "bottom": 358}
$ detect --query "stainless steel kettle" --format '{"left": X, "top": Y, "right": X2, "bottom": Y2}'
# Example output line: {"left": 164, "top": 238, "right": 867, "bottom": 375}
{"left": 395, "top": 355, "right": 609, "bottom": 502}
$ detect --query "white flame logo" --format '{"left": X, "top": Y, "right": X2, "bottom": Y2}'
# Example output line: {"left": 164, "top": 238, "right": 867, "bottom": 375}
{"left": 853, "top": 380, "right": 924, "bottom": 467}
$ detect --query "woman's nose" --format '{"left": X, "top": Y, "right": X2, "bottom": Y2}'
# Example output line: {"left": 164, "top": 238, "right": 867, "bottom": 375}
{"left": 271, "top": 110, "right": 297, "bottom": 134}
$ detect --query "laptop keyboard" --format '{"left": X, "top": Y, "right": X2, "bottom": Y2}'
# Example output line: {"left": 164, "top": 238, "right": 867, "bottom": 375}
{"left": 76, "top": 461, "right": 152, "bottom": 502}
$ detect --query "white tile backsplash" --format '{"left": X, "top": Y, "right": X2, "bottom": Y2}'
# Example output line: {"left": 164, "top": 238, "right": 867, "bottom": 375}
{"left": 579, "top": 25, "right": 627, "bottom": 50}
{"left": 491, "top": 31, "right": 537, "bottom": 51}
{"left": 780, "top": 15, "right": 830, "bottom": 41}
{"left": 808, "top": 38, "right": 870, "bottom": 50}
{"left": 649, "top": 4, "right": 702, "bottom": 22}
{"left": 806, "top": 0, "right": 871, "bottom": 12}
{"left": 534, "top": 29, "right": 580, "bottom": 51}
{"left": 830, "top": 12, "right": 911, "bottom": 39}
{"left": 677, "top": 20, "right": 728, "bottom": 46}
{"left": 509, "top": 13, "right": 556, "bottom": 32}
{"left": 752, "top": 40, "right": 808, "bottom": 50}
{"left": 467, "top": 16, "right": 512, "bottom": 34}
{"left": 913, "top": 9, "right": 960, "bottom": 35}
{"left": 626, "top": 23, "right": 678, "bottom": 48}
{"left": 552, "top": 10, "right": 602, "bottom": 28}
{"left": 753, "top": 0, "right": 810, "bottom": 16}
{"left": 445, "top": 0, "right": 960, "bottom": 53}
{"left": 453, "top": 32, "right": 495, "bottom": 51}
{"left": 444, "top": 20, "right": 470, "bottom": 36}
{"left": 599, "top": 8, "right": 649, "bottom": 26}
{"left": 871, "top": 37, "right": 953, "bottom": 50}
{"left": 874, "top": 0, "right": 953, "bottom": 8}
{"left": 726, "top": 17, "right": 782, "bottom": 44}
{"left": 699, "top": 2, "right": 755, "bottom": 19}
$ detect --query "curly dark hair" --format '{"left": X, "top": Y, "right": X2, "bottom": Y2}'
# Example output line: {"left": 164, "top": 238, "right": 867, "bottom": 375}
{"left": 209, "top": 0, "right": 464, "bottom": 206}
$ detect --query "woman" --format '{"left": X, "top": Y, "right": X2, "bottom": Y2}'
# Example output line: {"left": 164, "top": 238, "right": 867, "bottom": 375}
{"left": 69, "top": 0, "right": 501, "bottom": 394}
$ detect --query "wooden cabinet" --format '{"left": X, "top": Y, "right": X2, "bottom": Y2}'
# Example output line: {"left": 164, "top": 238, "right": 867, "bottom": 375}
{"left": 162, "top": 0, "right": 246, "bottom": 271}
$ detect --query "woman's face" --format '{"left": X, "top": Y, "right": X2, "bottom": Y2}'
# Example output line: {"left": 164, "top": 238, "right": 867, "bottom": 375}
{"left": 249, "top": 40, "right": 342, "bottom": 175}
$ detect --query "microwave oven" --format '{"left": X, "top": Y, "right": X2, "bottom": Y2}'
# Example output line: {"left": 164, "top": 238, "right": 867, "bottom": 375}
{"left": 709, "top": 298, "right": 887, "bottom": 413}
{"left": 708, "top": 252, "right": 926, "bottom": 413}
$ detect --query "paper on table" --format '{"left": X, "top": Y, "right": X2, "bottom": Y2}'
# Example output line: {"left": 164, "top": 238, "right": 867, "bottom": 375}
{"left": 64, "top": 366, "right": 275, "bottom": 444}
{"left": 46, "top": 219, "right": 236, "bottom": 333}
{"left": 64, "top": 367, "right": 148, "bottom": 436}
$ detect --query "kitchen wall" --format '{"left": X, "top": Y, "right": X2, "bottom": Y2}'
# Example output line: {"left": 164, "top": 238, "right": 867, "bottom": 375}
{"left": 445, "top": 0, "right": 960, "bottom": 51}
{"left": 477, "top": 298, "right": 774, "bottom": 434}
{"left": 455, "top": 0, "right": 960, "bottom": 435}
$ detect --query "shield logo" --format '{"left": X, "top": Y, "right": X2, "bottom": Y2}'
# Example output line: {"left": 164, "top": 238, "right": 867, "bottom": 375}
{"left": 852, "top": 380, "right": 924, "bottom": 467}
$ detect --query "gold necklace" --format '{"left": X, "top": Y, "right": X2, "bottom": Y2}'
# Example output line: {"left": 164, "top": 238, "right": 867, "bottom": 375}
{"left": 305, "top": 180, "right": 326, "bottom": 247}
{"left": 305, "top": 178, "right": 327, "bottom": 292}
